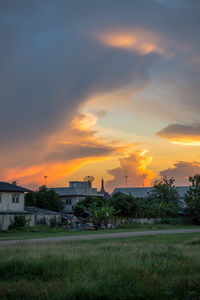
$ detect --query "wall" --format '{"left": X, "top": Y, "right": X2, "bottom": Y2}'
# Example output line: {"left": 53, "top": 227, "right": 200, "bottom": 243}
{"left": 0, "top": 214, "right": 62, "bottom": 230}
{"left": 108, "top": 217, "right": 160, "bottom": 226}
{"left": 0, "top": 192, "right": 24, "bottom": 212}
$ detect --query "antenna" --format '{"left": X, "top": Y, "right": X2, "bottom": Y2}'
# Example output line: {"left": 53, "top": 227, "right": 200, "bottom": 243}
{"left": 83, "top": 175, "right": 94, "bottom": 188}
{"left": 44, "top": 175, "right": 48, "bottom": 186}
{"left": 125, "top": 170, "right": 128, "bottom": 188}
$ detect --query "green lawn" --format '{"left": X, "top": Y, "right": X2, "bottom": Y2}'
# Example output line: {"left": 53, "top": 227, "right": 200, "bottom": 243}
{"left": 0, "top": 233, "right": 200, "bottom": 299}
{"left": 0, "top": 223, "right": 199, "bottom": 241}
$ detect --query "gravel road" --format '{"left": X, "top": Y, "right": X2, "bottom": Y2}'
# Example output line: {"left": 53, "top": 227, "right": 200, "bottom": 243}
{"left": 0, "top": 228, "right": 200, "bottom": 246}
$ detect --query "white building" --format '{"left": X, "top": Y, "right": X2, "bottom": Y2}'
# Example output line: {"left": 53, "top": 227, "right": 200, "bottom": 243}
{"left": 0, "top": 182, "right": 30, "bottom": 213}
{"left": 51, "top": 181, "right": 104, "bottom": 213}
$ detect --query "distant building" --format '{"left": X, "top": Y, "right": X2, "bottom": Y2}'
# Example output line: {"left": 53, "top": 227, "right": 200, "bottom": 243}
{"left": 0, "top": 182, "right": 30, "bottom": 213}
{"left": 51, "top": 181, "right": 104, "bottom": 213}
{"left": 112, "top": 186, "right": 189, "bottom": 206}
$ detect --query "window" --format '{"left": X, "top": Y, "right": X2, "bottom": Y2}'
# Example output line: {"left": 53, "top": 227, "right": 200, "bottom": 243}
{"left": 12, "top": 194, "right": 20, "bottom": 203}
{"left": 66, "top": 198, "right": 72, "bottom": 205}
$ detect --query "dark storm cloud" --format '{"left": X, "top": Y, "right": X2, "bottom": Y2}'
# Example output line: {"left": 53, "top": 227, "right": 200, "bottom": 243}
{"left": 0, "top": 0, "right": 160, "bottom": 147}
{"left": 157, "top": 123, "right": 200, "bottom": 140}
{"left": 1, "top": 0, "right": 200, "bottom": 175}
{"left": 45, "top": 144, "right": 112, "bottom": 163}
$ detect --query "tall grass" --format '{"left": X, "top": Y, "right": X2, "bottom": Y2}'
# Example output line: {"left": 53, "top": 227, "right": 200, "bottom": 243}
{"left": 0, "top": 234, "right": 200, "bottom": 299}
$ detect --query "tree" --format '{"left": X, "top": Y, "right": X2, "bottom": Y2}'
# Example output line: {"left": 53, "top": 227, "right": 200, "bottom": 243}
{"left": 109, "top": 192, "right": 151, "bottom": 218}
{"left": 11, "top": 180, "right": 18, "bottom": 186}
{"left": 73, "top": 196, "right": 115, "bottom": 228}
{"left": 109, "top": 192, "right": 130, "bottom": 217}
{"left": 89, "top": 204, "right": 115, "bottom": 229}
{"left": 25, "top": 191, "right": 37, "bottom": 206}
{"left": 73, "top": 196, "right": 105, "bottom": 218}
{"left": 9, "top": 215, "right": 28, "bottom": 229}
{"left": 25, "top": 186, "right": 63, "bottom": 212}
{"left": 185, "top": 174, "right": 200, "bottom": 224}
{"left": 147, "top": 176, "right": 181, "bottom": 218}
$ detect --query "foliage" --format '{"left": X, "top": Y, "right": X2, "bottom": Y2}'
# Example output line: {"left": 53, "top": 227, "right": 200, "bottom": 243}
{"left": 25, "top": 191, "right": 37, "bottom": 206}
{"left": 147, "top": 176, "right": 181, "bottom": 218}
{"left": 73, "top": 196, "right": 106, "bottom": 218}
{"left": 73, "top": 196, "right": 115, "bottom": 228}
{"left": 109, "top": 177, "right": 181, "bottom": 219}
{"left": 9, "top": 215, "right": 28, "bottom": 230}
{"left": 109, "top": 192, "right": 150, "bottom": 218}
{"left": 25, "top": 185, "right": 64, "bottom": 212}
{"left": 185, "top": 174, "right": 200, "bottom": 224}
{"left": 89, "top": 203, "right": 115, "bottom": 228}
{"left": 11, "top": 180, "right": 18, "bottom": 186}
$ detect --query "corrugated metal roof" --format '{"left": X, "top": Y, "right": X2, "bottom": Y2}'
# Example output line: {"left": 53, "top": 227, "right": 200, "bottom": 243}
{"left": 0, "top": 182, "right": 31, "bottom": 193}
{"left": 112, "top": 186, "right": 190, "bottom": 198}
{"left": 25, "top": 206, "right": 62, "bottom": 215}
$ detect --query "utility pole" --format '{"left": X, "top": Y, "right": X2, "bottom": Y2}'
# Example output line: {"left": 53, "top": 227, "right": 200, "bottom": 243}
{"left": 125, "top": 170, "right": 128, "bottom": 188}
{"left": 44, "top": 175, "right": 48, "bottom": 186}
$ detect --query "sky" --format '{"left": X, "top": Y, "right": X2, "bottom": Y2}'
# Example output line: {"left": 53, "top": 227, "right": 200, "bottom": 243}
{"left": 1, "top": 0, "right": 200, "bottom": 191}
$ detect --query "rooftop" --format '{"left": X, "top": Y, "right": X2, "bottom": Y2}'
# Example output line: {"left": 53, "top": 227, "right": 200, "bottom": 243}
{"left": 51, "top": 187, "right": 103, "bottom": 197}
{"left": 112, "top": 186, "right": 190, "bottom": 198}
{"left": 25, "top": 206, "right": 62, "bottom": 215}
{"left": 0, "top": 182, "right": 31, "bottom": 193}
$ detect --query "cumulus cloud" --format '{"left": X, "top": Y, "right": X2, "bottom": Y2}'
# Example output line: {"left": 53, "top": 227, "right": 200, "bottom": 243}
{"left": 106, "top": 150, "right": 154, "bottom": 191}
{"left": 157, "top": 122, "right": 200, "bottom": 145}
{"left": 160, "top": 161, "right": 200, "bottom": 185}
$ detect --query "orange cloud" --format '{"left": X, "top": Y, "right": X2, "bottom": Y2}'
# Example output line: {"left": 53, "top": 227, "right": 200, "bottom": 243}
{"left": 2, "top": 111, "right": 154, "bottom": 190}
{"left": 96, "top": 28, "right": 165, "bottom": 55}
{"left": 106, "top": 150, "right": 154, "bottom": 191}
{"left": 4, "top": 156, "right": 112, "bottom": 189}
{"left": 2, "top": 112, "right": 125, "bottom": 189}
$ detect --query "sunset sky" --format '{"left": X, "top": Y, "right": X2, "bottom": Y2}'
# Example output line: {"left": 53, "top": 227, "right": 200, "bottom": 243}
{"left": 1, "top": 0, "right": 200, "bottom": 191}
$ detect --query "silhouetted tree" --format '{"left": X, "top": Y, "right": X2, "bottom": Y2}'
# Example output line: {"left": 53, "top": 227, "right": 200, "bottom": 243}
{"left": 185, "top": 174, "right": 200, "bottom": 224}
{"left": 25, "top": 186, "right": 63, "bottom": 212}
{"left": 146, "top": 176, "right": 180, "bottom": 217}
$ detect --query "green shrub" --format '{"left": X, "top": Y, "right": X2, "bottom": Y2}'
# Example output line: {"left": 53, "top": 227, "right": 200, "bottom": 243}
{"left": 9, "top": 215, "right": 28, "bottom": 230}
{"left": 159, "top": 218, "right": 184, "bottom": 225}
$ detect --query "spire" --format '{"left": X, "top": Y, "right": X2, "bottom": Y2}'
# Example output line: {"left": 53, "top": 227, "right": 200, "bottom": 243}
{"left": 99, "top": 177, "right": 105, "bottom": 194}
{"left": 101, "top": 178, "right": 104, "bottom": 189}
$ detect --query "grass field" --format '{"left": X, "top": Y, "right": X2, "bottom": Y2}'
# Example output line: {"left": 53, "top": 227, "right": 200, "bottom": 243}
{"left": 0, "top": 223, "right": 199, "bottom": 241}
{"left": 0, "top": 233, "right": 200, "bottom": 299}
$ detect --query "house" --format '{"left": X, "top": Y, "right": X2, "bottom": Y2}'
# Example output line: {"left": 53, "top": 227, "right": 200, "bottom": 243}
{"left": 51, "top": 181, "right": 104, "bottom": 213}
{"left": 0, "top": 181, "right": 30, "bottom": 213}
{"left": 112, "top": 186, "right": 190, "bottom": 206}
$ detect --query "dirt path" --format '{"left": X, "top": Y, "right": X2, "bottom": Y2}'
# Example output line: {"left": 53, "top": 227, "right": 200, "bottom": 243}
{"left": 0, "top": 229, "right": 200, "bottom": 246}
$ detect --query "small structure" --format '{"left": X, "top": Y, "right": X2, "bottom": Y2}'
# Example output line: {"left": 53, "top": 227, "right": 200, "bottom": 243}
{"left": 50, "top": 178, "right": 104, "bottom": 213}
{"left": 98, "top": 178, "right": 110, "bottom": 200}
{"left": 112, "top": 186, "right": 189, "bottom": 206}
{"left": 0, "top": 181, "right": 30, "bottom": 213}
{"left": 25, "top": 206, "right": 62, "bottom": 227}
